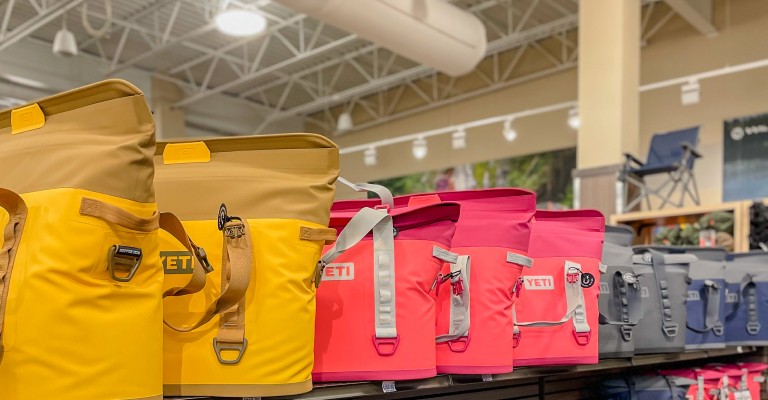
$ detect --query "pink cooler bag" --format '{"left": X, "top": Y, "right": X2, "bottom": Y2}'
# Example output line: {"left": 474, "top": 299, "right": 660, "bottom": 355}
{"left": 396, "top": 189, "right": 536, "bottom": 374}
{"left": 312, "top": 203, "right": 461, "bottom": 381}
{"left": 513, "top": 210, "right": 605, "bottom": 366}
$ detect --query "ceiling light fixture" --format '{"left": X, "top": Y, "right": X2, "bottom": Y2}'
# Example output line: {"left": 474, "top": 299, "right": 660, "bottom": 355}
{"left": 363, "top": 146, "right": 377, "bottom": 166}
{"left": 412, "top": 137, "right": 428, "bottom": 160}
{"left": 215, "top": 9, "right": 267, "bottom": 37}
{"left": 336, "top": 111, "right": 353, "bottom": 133}
{"left": 452, "top": 128, "right": 467, "bottom": 149}
{"left": 503, "top": 118, "right": 517, "bottom": 142}
{"left": 53, "top": 15, "right": 78, "bottom": 57}
{"left": 681, "top": 79, "right": 700, "bottom": 105}
{"left": 567, "top": 108, "right": 580, "bottom": 130}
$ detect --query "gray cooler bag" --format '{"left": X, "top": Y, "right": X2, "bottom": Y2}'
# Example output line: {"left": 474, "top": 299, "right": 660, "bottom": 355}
{"left": 632, "top": 249, "right": 691, "bottom": 354}
{"left": 599, "top": 225, "right": 643, "bottom": 358}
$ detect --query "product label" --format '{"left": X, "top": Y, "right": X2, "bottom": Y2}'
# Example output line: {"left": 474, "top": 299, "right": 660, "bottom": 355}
{"left": 641, "top": 286, "right": 650, "bottom": 298}
{"left": 323, "top": 263, "right": 355, "bottom": 281}
{"left": 523, "top": 276, "right": 555, "bottom": 290}
{"left": 382, "top": 381, "right": 397, "bottom": 393}
{"left": 600, "top": 282, "right": 610, "bottom": 294}
{"left": 727, "top": 291, "right": 740, "bottom": 303}
{"left": 687, "top": 290, "right": 701, "bottom": 301}
{"left": 161, "top": 251, "right": 194, "bottom": 274}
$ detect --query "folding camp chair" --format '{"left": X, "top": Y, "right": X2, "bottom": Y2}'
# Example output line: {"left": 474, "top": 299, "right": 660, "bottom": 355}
{"left": 620, "top": 127, "right": 702, "bottom": 212}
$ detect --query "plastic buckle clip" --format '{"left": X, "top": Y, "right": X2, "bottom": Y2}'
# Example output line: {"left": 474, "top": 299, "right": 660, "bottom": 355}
{"left": 447, "top": 334, "right": 471, "bottom": 353}
{"left": 512, "top": 332, "right": 521, "bottom": 348}
{"left": 573, "top": 330, "right": 591, "bottom": 346}
{"left": 662, "top": 322, "right": 679, "bottom": 337}
{"left": 313, "top": 259, "right": 327, "bottom": 288}
{"left": 372, "top": 335, "right": 400, "bottom": 356}
{"left": 712, "top": 322, "right": 725, "bottom": 337}
{"left": 108, "top": 245, "right": 142, "bottom": 283}
{"left": 193, "top": 245, "right": 214, "bottom": 273}
{"left": 212, "top": 338, "right": 248, "bottom": 365}
{"left": 747, "top": 321, "right": 761, "bottom": 335}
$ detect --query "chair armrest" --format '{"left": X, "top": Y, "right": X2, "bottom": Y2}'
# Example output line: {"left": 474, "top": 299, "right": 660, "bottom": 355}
{"left": 680, "top": 142, "right": 702, "bottom": 158}
{"left": 623, "top": 152, "right": 645, "bottom": 166}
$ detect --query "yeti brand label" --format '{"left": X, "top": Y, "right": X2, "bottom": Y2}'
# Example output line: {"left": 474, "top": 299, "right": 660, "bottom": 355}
{"left": 523, "top": 276, "right": 555, "bottom": 290}
{"left": 161, "top": 251, "right": 194, "bottom": 274}
{"left": 640, "top": 286, "right": 650, "bottom": 298}
{"left": 322, "top": 263, "right": 355, "bottom": 281}
{"left": 600, "top": 282, "right": 610, "bottom": 294}
{"left": 726, "top": 290, "right": 739, "bottom": 303}
{"left": 687, "top": 291, "right": 701, "bottom": 301}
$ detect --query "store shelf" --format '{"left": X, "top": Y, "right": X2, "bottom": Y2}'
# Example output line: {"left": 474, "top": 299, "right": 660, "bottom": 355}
{"left": 169, "top": 347, "right": 760, "bottom": 400}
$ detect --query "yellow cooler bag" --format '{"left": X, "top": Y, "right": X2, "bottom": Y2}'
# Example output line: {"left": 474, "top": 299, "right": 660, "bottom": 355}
{"left": 157, "top": 135, "right": 339, "bottom": 397}
{"left": 0, "top": 80, "right": 163, "bottom": 399}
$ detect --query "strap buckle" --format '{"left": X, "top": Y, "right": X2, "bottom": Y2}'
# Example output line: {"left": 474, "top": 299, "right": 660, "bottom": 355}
{"left": 447, "top": 334, "right": 471, "bottom": 353}
{"left": 312, "top": 259, "right": 327, "bottom": 288}
{"left": 212, "top": 338, "right": 248, "bottom": 365}
{"left": 108, "top": 245, "right": 142, "bottom": 282}
{"left": 512, "top": 331, "right": 521, "bottom": 348}
{"left": 223, "top": 220, "right": 246, "bottom": 239}
{"left": 572, "top": 330, "right": 591, "bottom": 346}
{"left": 372, "top": 335, "right": 400, "bottom": 356}
{"left": 620, "top": 325, "right": 633, "bottom": 341}
{"left": 712, "top": 322, "right": 724, "bottom": 336}
{"left": 662, "top": 322, "right": 679, "bottom": 337}
{"left": 747, "top": 321, "right": 761, "bottom": 335}
{"left": 193, "top": 244, "right": 214, "bottom": 273}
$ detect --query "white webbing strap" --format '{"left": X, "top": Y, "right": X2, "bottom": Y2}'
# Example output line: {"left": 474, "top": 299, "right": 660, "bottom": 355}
{"left": 373, "top": 211, "right": 397, "bottom": 341}
{"left": 436, "top": 253, "right": 471, "bottom": 343}
{"left": 513, "top": 260, "right": 590, "bottom": 345}
{"left": 337, "top": 177, "right": 394, "bottom": 207}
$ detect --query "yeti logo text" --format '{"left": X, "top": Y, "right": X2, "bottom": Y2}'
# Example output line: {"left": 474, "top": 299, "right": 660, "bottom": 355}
{"left": 640, "top": 286, "right": 650, "bottom": 298}
{"left": 687, "top": 291, "right": 701, "bottom": 301}
{"left": 323, "top": 263, "right": 355, "bottom": 281}
{"left": 726, "top": 291, "right": 739, "bottom": 303}
{"left": 523, "top": 276, "right": 554, "bottom": 290}
{"left": 161, "top": 251, "right": 194, "bottom": 274}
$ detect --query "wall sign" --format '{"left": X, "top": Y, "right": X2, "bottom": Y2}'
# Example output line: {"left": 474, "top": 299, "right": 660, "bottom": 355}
{"left": 723, "top": 112, "right": 768, "bottom": 201}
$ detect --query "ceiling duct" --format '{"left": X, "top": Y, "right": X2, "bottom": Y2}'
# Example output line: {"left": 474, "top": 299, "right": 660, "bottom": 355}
{"left": 276, "top": 0, "right": 487, "bottom": 77}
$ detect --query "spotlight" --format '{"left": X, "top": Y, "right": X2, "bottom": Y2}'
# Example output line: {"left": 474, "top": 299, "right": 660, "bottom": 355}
{"left": 681, "top": 80, "right": 700, "bottom": 105}
{"left": 567, "top": 108, "right": 580, "bottom": 130}
{"left": 503, "top": 118, "right": 517, "bottom": 142}
{"left": 336, "top": 111, "right": 353, "bottom": 133}
{"left": 363, "top": 146, "right": 377, "bottom": 166}
{"left": 412, "top": 137, "right": 428, "bottom": 159}
{"left": 452, "top": 128, "right": 467, "bottom": 149}
{"left": 215, "top": 9, "right": 267, "bottom": 37}
{"left": 53, "top": 17, "right": 78, "bottom": 57}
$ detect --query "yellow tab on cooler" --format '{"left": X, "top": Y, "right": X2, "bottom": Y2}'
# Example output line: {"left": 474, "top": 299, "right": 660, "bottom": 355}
{"left": 163, "top": 142, "right": 211, "bottom": 164}
{"left": 10, "top": 103, "right": 45, "bottom": 134}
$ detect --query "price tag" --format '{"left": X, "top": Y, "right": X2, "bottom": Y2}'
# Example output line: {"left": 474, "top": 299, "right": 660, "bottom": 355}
{"left": 733, "top": 390, "right": 752, "bottom": 400}
{"left": 382, "top": 381, "right": 397, "bottom": 393}
{"left": 482, "top": 374, "right": 493, "bottom": 382}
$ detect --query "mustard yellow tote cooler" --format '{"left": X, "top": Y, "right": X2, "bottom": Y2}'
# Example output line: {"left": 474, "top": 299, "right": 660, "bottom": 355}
{"left": 157, "top": 135, "right": 339, "bottom": 397}
{"left": 0, "top": 80, "right": 163, "bottom": 399}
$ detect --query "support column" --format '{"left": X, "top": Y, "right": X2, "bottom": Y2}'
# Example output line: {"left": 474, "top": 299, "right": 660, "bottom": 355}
{"left": 151, "top": 77, "right": 187, "bottom": 139}
{"left": 573, "top": 0, "right": 640, "bottom": 217}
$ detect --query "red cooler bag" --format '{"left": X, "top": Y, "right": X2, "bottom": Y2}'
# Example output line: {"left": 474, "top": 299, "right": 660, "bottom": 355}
{"left": 396, "top": 189, "right": 536, "bottom": 374}
{"left": 513, "top": 210, "right": 604, "bottom": 366}
{"left": 313, "top": 203, "right": 461, "bottom": 381}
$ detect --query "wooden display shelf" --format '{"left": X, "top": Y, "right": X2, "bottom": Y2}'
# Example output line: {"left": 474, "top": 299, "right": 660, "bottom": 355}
{"left": 171, "top": 347, "right": 761, "bottom": 400}
{"left": 610, "top": 201, "right": 751, "bottom": 252}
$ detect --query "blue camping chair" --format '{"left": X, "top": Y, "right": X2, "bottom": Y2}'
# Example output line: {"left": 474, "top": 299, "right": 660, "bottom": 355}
{"left": 621, "top": 127, "right": 702, "bottom": 212}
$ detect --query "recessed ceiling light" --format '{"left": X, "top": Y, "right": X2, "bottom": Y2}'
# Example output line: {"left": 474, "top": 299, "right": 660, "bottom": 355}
{"left": 215, "top": 9, "right": 267, "bottom": 37}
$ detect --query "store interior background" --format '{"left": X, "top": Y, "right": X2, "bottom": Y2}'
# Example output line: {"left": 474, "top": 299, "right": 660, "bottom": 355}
{"left": 1, "top": 0, "right": 767, "bottom": 209}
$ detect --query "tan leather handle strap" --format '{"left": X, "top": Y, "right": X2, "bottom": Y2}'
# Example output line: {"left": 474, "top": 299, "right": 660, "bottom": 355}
{"left": 0, "top": 189, "right": 27, "bottom": 353}
{"left": 164, "top": 219, "right": 253, "bottom": 334}
{"left": 79, "top": 197, "right": 159, "bottom": 232}
{"left": 159, "top": 212, "right": 212, "bottom": 298}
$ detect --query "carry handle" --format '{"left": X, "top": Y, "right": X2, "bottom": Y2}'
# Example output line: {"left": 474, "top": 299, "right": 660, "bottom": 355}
{"left": 79, "top": 197, "right": 159, "bottom": 232}
{"left": 435, "top": 252, "right": 471, "bottom": 346}
{"left": 644, "top": 250, "right": 680, "bottom": 337}
{"left": 599, "top": 270, "right": 643, "bottom": 341}
{"left": 740, "top": 275, "right": 761, "bottom": 335}
{"left": 160, "top": 212, "right": 213, "bottom": 298}
{"left": 0, "top": 188, "right": 27, "bottom": 356}
{"left": 337, "top": 177, "right": 394, "bottom": 207}
{"left": 686, "top": 279, "right": 725, "bottom": 336}
{"left": 163, "top": 218, "right": 253, "bottom": 336}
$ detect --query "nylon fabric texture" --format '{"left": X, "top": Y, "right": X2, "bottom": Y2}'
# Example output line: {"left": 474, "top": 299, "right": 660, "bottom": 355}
{"left": 0, "top": 80, "right": 163, "bottom": 400}
{"left": 157, "top": 134, "right": 339, "bottom": 397}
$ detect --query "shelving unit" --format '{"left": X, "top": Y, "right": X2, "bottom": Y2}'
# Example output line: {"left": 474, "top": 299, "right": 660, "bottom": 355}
{"left": 171, "top": 347, "right": 762, "bottom": 400}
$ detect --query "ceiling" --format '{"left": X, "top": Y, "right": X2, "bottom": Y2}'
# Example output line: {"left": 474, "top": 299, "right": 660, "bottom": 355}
{"left": 0, "top": 0, "right": 710, "bottom": 135}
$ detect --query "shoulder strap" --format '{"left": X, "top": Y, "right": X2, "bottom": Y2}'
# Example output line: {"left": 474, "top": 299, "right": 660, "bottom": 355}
{"left": 159, "top": 212, "right": 213, "bottom": 298}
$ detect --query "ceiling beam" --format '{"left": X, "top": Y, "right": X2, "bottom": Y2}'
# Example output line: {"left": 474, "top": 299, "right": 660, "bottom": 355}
{"left": 663, "top": 0, "right": 717, "bottom": 37}
{"left": 0, "top": 0, "right": 86, "bottom": 53}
